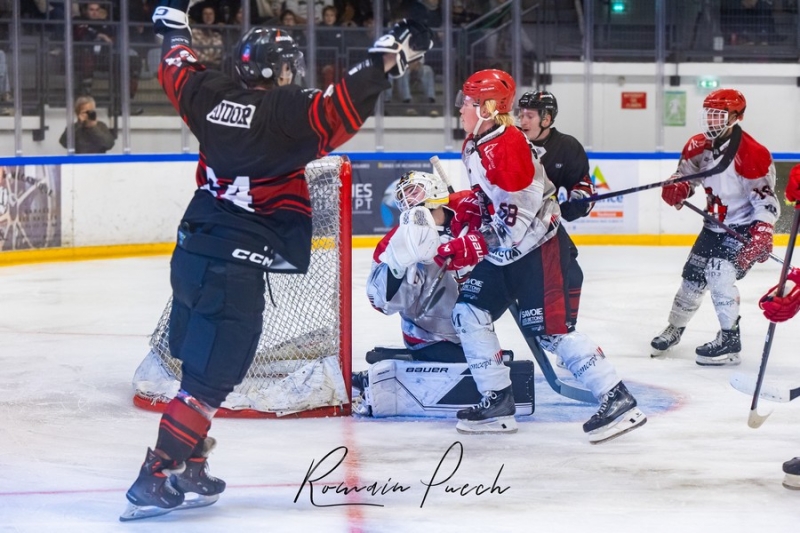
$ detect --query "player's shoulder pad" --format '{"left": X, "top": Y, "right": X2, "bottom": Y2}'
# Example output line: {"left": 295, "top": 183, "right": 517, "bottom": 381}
{"left": 480, "top": 127, "right": 534, "bottom": 192}
{"left": 681, "top": 133, "right": 709, "bottom": 159}
{"left": 373, "top": 227, "right": 398, "bottom": 262}
{"left": 734, "top": 131, "right": 773, "bottom": 180}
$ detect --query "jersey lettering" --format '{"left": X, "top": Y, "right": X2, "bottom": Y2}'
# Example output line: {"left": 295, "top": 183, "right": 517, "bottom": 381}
{"left": 206, "top": 100, "right": 256, "bottom": 128}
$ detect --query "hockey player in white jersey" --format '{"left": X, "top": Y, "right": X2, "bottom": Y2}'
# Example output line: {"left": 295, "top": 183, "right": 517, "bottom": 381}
{"left": 444, "top": 69, "right": 646, "bottom": 442}
{"left": 652, "top": 88, "right": 780, "bottom": 365}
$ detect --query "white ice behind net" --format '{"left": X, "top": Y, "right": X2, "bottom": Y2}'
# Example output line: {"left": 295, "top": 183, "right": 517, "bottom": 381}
{"left": 133, "top": 157, "right": 349, "bottom": 415}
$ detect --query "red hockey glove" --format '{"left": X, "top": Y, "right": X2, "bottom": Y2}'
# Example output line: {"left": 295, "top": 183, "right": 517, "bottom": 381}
{"left": 787, "top": 164, "right": 800, "bottom": 204}
{"left": 560, "top": 174, "right": 596, "bottom": 222}
{"left": 448, "top": 190, "right": 483, "bottom": 237}
{"left": 661, "top": 174, "right": 692, "bottom": 208}
{"left": 735, "top": 221, "right": 774, "bottom": 271}
{"left": 435, "top": 230, "right": 487, "bottom": 271}
{"left": 759, "top": 268, "right": 800, "bottom": 323}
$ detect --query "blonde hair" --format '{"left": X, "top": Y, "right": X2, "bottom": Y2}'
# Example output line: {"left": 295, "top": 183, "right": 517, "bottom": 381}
{"left": 74, "top": 95, "right": 96, "bottom": 116}
{"left": 484, "top": 99, "right": 515, "bottom": 127}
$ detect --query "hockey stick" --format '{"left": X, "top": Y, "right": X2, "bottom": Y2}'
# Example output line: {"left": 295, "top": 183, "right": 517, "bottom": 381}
{"left": 509, "top": 302, "right": 597, "bottom": 404}
{"left": 747, "top": 204, "right": 800, "bottom": 429}
{"left": 571, "top": 127, "right": 742, "bottom": 204}
{"left": 730, "top": 372, "right": 800, "bottom": 403}
{"left": 414, "top": 156, "right": 458, "bottom": 319}
{"left": 680, "top": 201, "right": 788, "bottom": 266}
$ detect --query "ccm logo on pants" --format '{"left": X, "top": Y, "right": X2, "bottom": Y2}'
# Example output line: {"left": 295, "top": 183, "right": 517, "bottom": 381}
{"left": 232, "top": 248, "right": 274, "bottom": 267}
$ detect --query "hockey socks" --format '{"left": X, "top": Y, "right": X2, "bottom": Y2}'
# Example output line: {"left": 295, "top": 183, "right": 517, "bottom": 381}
{"left": 156, "top": 392, "right": 214, "bottom": 462}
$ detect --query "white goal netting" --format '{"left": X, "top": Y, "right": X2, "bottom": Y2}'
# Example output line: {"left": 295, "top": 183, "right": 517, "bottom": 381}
{"left": 132, "top": 156, "right": 352, "bottom": 417}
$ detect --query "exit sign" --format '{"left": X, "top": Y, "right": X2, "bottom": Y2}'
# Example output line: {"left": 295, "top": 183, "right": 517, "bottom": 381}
{"left": 621, "top": 92, "right": 647, "bottom": 109}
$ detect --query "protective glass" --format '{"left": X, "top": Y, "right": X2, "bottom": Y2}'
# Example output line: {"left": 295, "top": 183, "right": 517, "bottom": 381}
{"left": 700, "top": 108, "right": 729, "bottom": 139}
{"left": 455, "top": 91, "right": 479, "bottom": 109}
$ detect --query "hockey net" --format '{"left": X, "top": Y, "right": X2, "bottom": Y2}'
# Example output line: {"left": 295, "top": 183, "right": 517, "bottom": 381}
{"left": 132, "top": 156, "right": 352, "bottom": 418}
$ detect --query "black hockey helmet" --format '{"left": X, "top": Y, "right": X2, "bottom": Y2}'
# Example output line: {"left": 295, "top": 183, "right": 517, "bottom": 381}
{"left": 518, "top": 90, "right": 558, "bottom": 124}
{"left": 234, "top": 27, "right": 306, "bottom": 87}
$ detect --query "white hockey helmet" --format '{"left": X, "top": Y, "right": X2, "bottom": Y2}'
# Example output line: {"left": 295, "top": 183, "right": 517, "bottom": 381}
{"left": 394, "top": 170, "right": 449, "bottom": 211}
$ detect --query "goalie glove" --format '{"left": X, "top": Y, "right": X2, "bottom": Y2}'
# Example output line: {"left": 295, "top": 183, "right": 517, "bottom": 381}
{"left": 369, "top": 19, "right": 434, "bottom": 79}
{"left": 435, "top": 230, "right": 487, "bottom": 271}
{"left": 759, "top": 268, "right": 800, "bottom": 323}
{"left": 735, "top": 221, "right": 773, "bottom": 272}
{"left": 560, "top": 174, "right": 596, "bottom": 222}
{"left": 661, "top": 173, "right": 693, "bottom": 209}
{"left": 379, "top": 206, "right": 440, "bottom": 279}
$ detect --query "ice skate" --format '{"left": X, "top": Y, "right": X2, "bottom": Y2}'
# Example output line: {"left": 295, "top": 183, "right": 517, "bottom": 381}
{"left": 172, "top": 438, "right": 226, "bottom": 503}
{"left": 350, "top": 370, "right": 372, "bottom": 416}
{"left": 583, "top": 382, "right": 647, "bottom": 444}
{"left": 120, "top": 448, "right": 186, "bottom": 521}
{"left": 695, "top": 318, "right": 741, "bottom": 366}
{"left": 456, "top": 385, "right": 518, "bottom": 434}
{"left": 782, "top": 457, "right": 800, "bottom": 490}
{"left": 650, "top": 324, "right": 684, "bottom": 357}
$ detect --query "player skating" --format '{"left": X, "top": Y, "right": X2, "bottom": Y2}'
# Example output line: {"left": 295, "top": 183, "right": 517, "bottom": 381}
{"left": 446, "top": 69, "right": 646, "bottom": 442}
{"left": 121, "top": 0, "right": 432, "bottom": 521}
{"left": 758, "top": 163, "right": 800, "bottom": 490}
{"left": 651, "top": 88, "right": 780, "bottom": 365}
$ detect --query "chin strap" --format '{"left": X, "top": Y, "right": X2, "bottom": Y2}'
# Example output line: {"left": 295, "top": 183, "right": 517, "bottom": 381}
{"left": 472, "top": 106, "right": 498, "bottom": 136}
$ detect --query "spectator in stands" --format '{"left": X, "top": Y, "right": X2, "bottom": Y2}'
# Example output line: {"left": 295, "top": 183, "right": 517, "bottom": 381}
{"left": 191, "top": 2, "right": 224, "bottom": 70}
{"left": 59, "top": 95, "right": 116, "bottom": 154}
{"left": 385, "top": 57, "right": 436, "bottom": 115}
{"left": 74, "top": 2, "right": 143, "bottom": 103}
{"left": 279, "top": 9, "right": 307, "bottom": 47}
{"left": 334, "top": 0, "right": 369, "bottom": 26}
{"left": 0, "top": 49, "right": 11, "bottom": 115}
{"left": 283, "top": 0, "right": 335, "bottom": 23}
{"left": 317, "top": 5, "right": 342, "bottom": 88}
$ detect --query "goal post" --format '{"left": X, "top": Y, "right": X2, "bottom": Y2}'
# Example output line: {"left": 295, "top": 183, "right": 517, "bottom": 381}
{"left": 132, "top": 155, "right": 353, "bottom": 418}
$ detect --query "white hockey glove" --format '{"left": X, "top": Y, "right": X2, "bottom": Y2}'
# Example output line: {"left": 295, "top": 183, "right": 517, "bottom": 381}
{"left": 369, "top": 19, "right": 434, "bottom": 79}
{"left": 379, "top": 206, "right": 440, "bottom": 279}
{"left": 151, "top": 0, "right": 201, "bottom": 35}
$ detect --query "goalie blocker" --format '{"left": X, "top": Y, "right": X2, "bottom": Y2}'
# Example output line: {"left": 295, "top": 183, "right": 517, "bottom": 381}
{"left": 357, "top": 358, "right": 535, "bottom": 418}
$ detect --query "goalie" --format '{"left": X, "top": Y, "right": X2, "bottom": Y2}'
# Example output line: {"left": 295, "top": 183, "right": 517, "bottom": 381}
{"left": 357, "top": 170, "right": 534, "bottom": 418}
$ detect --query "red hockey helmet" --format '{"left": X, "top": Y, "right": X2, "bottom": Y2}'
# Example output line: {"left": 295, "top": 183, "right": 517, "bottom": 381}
{"left": 703, "top": 88, "right": 746, "bottom": 117}
{"left": 460, "top": 69, "right": 516, "bottom": 114}
{"left": 700, "top": 88, "right": 746, "bottom": 139}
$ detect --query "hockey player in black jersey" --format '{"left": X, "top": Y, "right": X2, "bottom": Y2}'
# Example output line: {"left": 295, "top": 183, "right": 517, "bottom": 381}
{"left": 120, "top": 0, "right": 433, "bottom": 521}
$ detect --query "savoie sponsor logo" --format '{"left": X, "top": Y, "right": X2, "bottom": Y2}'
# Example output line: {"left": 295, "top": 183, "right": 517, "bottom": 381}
{"left": 520, "top": 307, "right": 543, "bottom": 327}
{"left": 207, "top": 100, "right": 256, "bottom": 128}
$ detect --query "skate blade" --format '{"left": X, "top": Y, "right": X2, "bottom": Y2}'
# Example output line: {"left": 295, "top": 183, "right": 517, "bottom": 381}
{"left": 456, "top": 416, "right": 518, "bottom": 435}
{"left": 782, "top": 473, "right": 800, "bottom": 491}
{"left": 695, "top": 353, "right": 741, "bottom": 366}
{"left": 587, "top": 408, "right": 647, "bottom": 445}
{"left": 119, "top": 501, "right": 176, "bottom": 522}
{"left": 119, "top": 494, "right": 219, "bottom": 522}
{"left": 650, "top": 346, "right": 674, "bottom": 358}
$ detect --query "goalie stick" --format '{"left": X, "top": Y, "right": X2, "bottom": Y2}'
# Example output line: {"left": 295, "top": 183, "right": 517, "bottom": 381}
{"left": 509, "top": 302, "right": 597, "bottom": 404}
{"left": 680, "top": 201, "right": 789, "bottom": 266}
{"left": 571, "top": 126, "right": 742, "bottom": 204}
{"left": 730, "top": 372, "right": 800, "bottom": 403}
{"left": 414, "top": 156, "right": 458, "bottom": 320}
{"left": 747, "top": 204, "right": 800, "bottom": 429}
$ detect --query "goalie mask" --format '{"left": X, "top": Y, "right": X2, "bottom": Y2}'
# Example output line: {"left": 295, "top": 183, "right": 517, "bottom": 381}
{"left": 394, "top": 171, "right": 449, "bottom": 211}
{"left": 235, "top": 27, "right": 306, "bottom": 87}
{"left": 700, "top": 88, "right": 746, "bottom": 140}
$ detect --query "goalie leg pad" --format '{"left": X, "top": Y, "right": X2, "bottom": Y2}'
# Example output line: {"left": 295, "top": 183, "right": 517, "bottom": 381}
{"left": 365, "top": 359, "right": 534, "bottom": 418}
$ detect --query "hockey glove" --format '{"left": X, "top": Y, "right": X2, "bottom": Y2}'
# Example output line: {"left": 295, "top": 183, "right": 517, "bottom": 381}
{"left": 787, "top": 164, "right": 800, "bottom": 204}
{"left": 735, "top": 221, "right": 774, "bottom": 271}
{"left": 448, "top": 189, "right": 483, "bottom": 237}
{"left": 759, "top": 268, "right": 800, "bottom": 323}
{"left": 379, "top": 206, "right": 440, "bottom": 278}
{"left": 435, "top": 230, "right": 487, "bottom": 271}
{"left": 369, "top": 19, "right": 434, "bottom": 79}
{"left": 560, "top": 174, "right": 596, "bottom": 222}
{"left": 661, "top": 174, "right": 692, "bottom": 209}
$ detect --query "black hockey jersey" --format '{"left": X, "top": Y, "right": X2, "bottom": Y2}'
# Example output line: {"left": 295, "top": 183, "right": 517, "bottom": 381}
{"left": 530, "top": 127, "right": 591, "bottom": 222}
{"left": 158, "top": 43, "right": 390, "bottom": 273}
